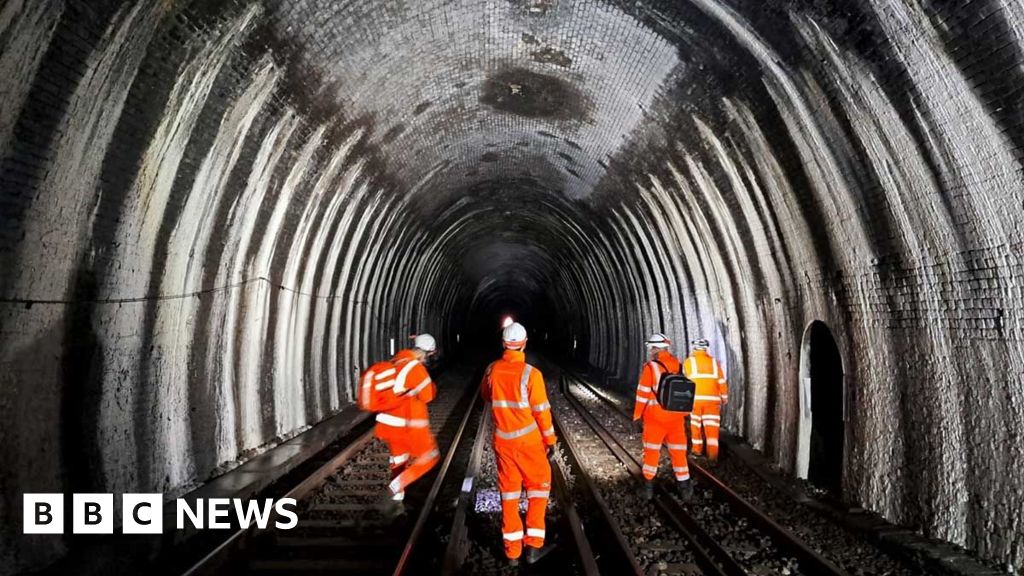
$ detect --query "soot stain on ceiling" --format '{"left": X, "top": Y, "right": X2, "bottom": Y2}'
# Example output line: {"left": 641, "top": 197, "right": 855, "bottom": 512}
{"left": 479, "top": 67, "right": 591, "bottom": 122}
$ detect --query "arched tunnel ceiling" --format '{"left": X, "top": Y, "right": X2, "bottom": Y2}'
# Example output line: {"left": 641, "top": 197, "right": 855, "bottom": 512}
{"left": 272, "top": 0, "right": 683, "bottom": 207}
{"left": 1, "top": 0, "right": 1023, "bottom": 573}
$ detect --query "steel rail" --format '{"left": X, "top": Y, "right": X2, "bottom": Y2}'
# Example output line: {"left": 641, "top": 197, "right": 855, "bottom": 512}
{"left": 392, "top": 389, "right": 481, "bottom": 575}
{"left": 551, "top": 388, "right": 643, "bottom": 576}
{"left": 181, "top": 425, "right": 376, "bottom": 576}
{"left": 571, "top": 374, "right": 848, "bottom": 576}
{"left": 560, "top": 375, "right": 741, "bottom": 576}
{"left": 441, "top": 410, "right": 493, "bottom": 575}
{"left": 549, "top": 420, "right": 602, "bottom": 576}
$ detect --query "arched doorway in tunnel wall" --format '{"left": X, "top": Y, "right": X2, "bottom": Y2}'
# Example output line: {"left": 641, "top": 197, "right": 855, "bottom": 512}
{"left": 796, "top": 321, "right": 845, "bottom": 495}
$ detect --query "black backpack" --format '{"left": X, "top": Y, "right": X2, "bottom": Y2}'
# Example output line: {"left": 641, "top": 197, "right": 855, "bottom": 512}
{"left": 653, "top": 360, "right": 696, "bottom": 412}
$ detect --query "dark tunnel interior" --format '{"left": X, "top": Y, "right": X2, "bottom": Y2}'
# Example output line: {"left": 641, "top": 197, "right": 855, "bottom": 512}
{"left": 1, "top": 0, "right": 1023, "bottom": 572}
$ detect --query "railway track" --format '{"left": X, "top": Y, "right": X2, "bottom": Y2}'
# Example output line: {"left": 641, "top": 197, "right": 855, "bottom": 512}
{"left": 441, "top": 396, "right": 598, "bottom": 575}
{"left": 561, "top": 371, "right": 850, "bottom": 576}
{"left": 171, "top": 358, "right": 921, "bottom": 575}
{"left": 181, "top": 364, "right": 480, "bottom": 576}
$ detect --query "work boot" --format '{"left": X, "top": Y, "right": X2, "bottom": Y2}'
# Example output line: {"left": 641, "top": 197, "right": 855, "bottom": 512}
{"left": 508, "top": 557, "right": 520, "bottom": 567}
{"left": 379, "top": 496, "right": 405, "bottom": 520}
{"left": 677, "top": 479, "right": 693, "bottom": 501}
{"left": 525, "top": 543, "right": 555, "bottom": 564}
{"left": 638, "top": 481, "right": 653, "bottom": 501}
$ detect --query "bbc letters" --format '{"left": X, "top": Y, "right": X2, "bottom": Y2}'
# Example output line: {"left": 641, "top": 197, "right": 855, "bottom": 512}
{"left": 24, "top": 493, "right": 298, "bottom": 534}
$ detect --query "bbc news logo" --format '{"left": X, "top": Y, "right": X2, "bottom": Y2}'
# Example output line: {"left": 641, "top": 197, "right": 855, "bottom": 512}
{"left": 23, "top": 494, "right": 298, "bottom": 534}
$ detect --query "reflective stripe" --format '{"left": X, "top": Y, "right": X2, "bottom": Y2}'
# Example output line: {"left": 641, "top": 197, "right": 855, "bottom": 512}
{"left": 673, "top": 466, "right": 689, "bottom": 472}
{"left": 375, "top": 368, "right": 397, "bottom": 380}
{"left": 375, "top": 379, "right": 396, "bottom": 391}
{"left": 389, "top": 453, "right": 410, "bottom": 465}
{"left": 694, "top": 395, "right": 722, "bottom": 402}
{"left": 360, "top": 372, "right": 372, "bottom": 408}
{"left": 493, "top": 400, "right": 530, "bottom": 409}
{"left": 541, "top": 426, "right": 555, "bottom": 437}
{"left": 388, "top": 477, "right": 403, "bottom": 493}
{"left": 520, "top": 364, "right": 532, "bottom": 406}
{"left": 703, "top": 421, "right": 720, "bottom": 428}
{"left": 707, "top": 439, "right": 719, "bottom": 446}
{"left": 687, "top": 357, "right": 721, "bottom": 379}
{"left": 643, "top": 442, "right": 661, "bottom": 450}
{"left": 419, "top": 449, "right": 440, "bottom": 462}
{"left": 376, "top": 413, "right": 407, "bottom": 427}
{"left": 666, "top": 443, "right": 687, "bottom": 450}
{"left": 675, "top": 472, "right": 690, "bottom": 480}
{"left": 503, "top": 531, "right": 524, "bottom": 541}
{"left": 642, "top": 464, "right": 658, "bottom": 473}
{"left": 408, "top": 419, "right": 430, "bottom": 428}
{"left": 392, "top": 491, "right": 405, "bottom": 501}
{"left": 702, "top": 414, "right": 721, "bottom": 420}
{"left": 526, "top": 528, "right": 545, "bottom": 538}
{"left": 691, "top": 438, "right": 703, "bottom": 444}
{"left": 394, "top": 359, "right": 420, "bottom": 394}
{"left": 718, "top": 379, "right": 727, "bottom": 384}
{"left": 635, "top": 395, "right": 649, "bottom": 403}
{"left": 409, "top": 377, "right": 432, "bottom": 396}
{"left": 501, "top": 491, "right": 522, "bottom": 501}
{"left": 637, "top": 385, "right": 652, "bottom": 393}
{"left": 496, "top": 422, "right": 537, "bottom": 439}
{"left": 526, "top": 490, "right": 549, "bottom": 499}
{"left": 648, "top": 361, "right": 663, "bottom": 394}
{"left": 531, "top": 402, "right": 550, "bottom": 412}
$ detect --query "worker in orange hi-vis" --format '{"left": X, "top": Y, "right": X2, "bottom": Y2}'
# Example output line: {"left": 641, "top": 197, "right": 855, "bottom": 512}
{"left": 481, "top": 322, "right": 557, "bottom": 566}
{"left": 684, "top": 338, "right": 728, "bottom": 464}
{"left": 374, "top": 334, "right": 441, "bottom": 517}
{"left": 632, "top": 333, "right": 693, "bottom": 500}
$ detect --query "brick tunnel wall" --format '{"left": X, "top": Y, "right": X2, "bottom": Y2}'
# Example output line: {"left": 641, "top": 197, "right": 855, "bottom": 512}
{"left": 1, "top": 0, "right": 1022, "bottom": 573}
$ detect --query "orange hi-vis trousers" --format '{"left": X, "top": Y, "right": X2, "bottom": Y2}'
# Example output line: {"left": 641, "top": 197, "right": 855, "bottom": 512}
{"left": 495, "top": 438, "right": 551, "bottom": 559}
{"left": 690, "top": 401, "right": 721, "bottom": 460}
{"left": 642, "top": 405, "right": 689, "bottom": 481}
{"left": 375, "top": 421, "right": 440, "bottom": 500}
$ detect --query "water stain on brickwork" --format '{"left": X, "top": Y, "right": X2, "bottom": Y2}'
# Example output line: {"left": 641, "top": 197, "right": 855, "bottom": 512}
{"left": 479, "top": 67, "right": 591, "bottom": 122}
{"left": 381, "top": 123, "right": 405, "bottom": 144}
{"left": 531, "top": 46, "right": 572, "bottom": 68}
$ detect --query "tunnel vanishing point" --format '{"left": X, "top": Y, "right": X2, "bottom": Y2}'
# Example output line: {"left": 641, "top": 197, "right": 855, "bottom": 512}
{"left": 0, "top": 0, "right": 1022, "bottom": 573}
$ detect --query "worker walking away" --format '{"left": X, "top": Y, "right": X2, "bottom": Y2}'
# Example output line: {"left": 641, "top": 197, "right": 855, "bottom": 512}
{"left": 685, "top": 338, "right": 728, "bottom": 464}
{"left": 358, "top": 334, "right": 441, "bottom": 517}
{"left": 632, "top": 333, "right": 693, "bottom": 501}
{"left": 481, "top": 322, "right": 557, "bottom": 566}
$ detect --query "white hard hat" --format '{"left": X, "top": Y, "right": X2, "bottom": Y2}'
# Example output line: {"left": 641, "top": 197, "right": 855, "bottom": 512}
{"left": 645, "top": 333, "right": 671, "bottom": 348}
{"left": 691, "top": 338, "right": 709, "bottom": 351}
{"left": 502, "top": 322, "right": 528, "bottom": 348}
{"left": 414, "top": 333, "right": 437, "bottom": 353}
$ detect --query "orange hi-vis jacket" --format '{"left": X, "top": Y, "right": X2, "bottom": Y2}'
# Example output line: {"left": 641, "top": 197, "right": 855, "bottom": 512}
{"left": 632, "top": 350, "right": 686, "bottom": 420}
{"left": 482, "top": 350, "right": 556, "bottom": 447}
{"left": 374, "top": 349, "right": 436, "bottom": 429}
{"left": 683, "top": 349, "right": 727, "bottom": 403}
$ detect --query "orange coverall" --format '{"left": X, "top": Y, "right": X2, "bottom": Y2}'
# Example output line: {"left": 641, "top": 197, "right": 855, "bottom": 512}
{"left": 481, "top": 350, "right": 557, "bottom": 560}
{"left": 633, "top": 350, "right": 690, "bottom": 482}
{"left": 374, "top": 349, "right": 439, "bottom": 501}
{"left": 684, "top": 349, "right": 728, "bottom": 460}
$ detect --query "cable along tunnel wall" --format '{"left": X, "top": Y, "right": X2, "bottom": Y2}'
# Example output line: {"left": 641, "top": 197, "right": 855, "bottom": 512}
{"left": 1, "top": 0, "right": 1023, "bottom": 573}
